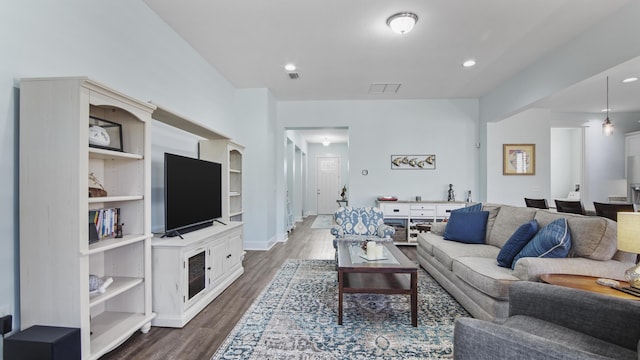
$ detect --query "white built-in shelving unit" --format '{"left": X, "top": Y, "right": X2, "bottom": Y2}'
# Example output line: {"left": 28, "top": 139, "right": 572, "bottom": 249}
{"left": 19, "top": 77, "right": 156, "bottom": 359}
{"left": 150, "top": 105, "right": 244, "bottom": 328}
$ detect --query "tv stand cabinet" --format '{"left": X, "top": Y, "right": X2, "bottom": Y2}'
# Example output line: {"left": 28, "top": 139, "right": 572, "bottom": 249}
{"left": 151, "top": 222, "right": 244, "bottom": 328}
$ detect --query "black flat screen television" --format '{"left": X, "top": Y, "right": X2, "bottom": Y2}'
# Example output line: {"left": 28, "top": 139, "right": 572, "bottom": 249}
{"left": 164, "top": 153, "right": 223, "bottom": 237}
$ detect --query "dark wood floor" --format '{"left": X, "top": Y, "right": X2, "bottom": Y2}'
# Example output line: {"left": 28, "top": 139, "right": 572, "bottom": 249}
{"left": 102, "top": 215, "right": 416, "bottom": 359}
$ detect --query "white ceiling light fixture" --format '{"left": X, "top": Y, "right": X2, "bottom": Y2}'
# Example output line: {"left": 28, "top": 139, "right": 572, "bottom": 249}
{"left": 322, "top": 137, "right": 331, "bottom": 146}
{"left": 284, "top": 63, "right": 296, "bottom": 71}
{"left": 603, "top": 76, "right": 614, "bottom": 136}
{"left": 462, "top": 59, "right": 476, "bottom": 68}
{"left": 386, "top": 12, "right": 418, "bottom": 34}
{"left": 623, "top": 77, "right": 638, "bottom": 83}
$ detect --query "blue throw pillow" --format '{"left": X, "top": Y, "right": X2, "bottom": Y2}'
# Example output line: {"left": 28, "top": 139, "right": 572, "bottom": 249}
{"left": 452, "top": 202, "right": 482, "bottom": 213}
{"left": 443, "top": 211, "right": 489, "bottom": 244}
{"left": 512, "top": 218, "right": 571, "bottom": 269}
{"left": 496, "top": 220, "right": 539, "bottom": 268}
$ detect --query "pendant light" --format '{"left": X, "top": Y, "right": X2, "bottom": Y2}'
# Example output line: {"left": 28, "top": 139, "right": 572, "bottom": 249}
{"left": 603, "top": 76, "right": 614, "bottom": 136}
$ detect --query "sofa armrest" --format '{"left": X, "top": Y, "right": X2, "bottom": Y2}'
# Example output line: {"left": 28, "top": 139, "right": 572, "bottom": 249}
{"left": 512, "top": 257, "right": 633, "bottom": 281}
{"left": 330, "top": 225, "right": 344, "bottom": 237}
{"left": 376, "top": 223, "right": 395, "bottom": 238}
{"left": 509, "top": 281, "right": 640, "bottom": 351}
{"left": 454, "top": 317, "right": 611, "bottom": 360}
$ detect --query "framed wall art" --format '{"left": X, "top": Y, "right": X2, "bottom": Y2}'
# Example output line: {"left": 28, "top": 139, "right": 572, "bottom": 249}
{"left": 88, "top": 116, "right": 123, "bottom": 152}
{"left": 391, "top": 155, "right": 436, "bottom": 170}
{"left": 503, "top": 144, "right": 535, "bottom": 175}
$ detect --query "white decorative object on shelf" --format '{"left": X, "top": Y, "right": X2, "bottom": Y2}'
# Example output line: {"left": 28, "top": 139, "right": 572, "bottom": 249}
{"left": 89, "top": 275, "right": 114, "bottom": 294}
{"left": 88, "top": 125, "right": 110, "bottom": 146}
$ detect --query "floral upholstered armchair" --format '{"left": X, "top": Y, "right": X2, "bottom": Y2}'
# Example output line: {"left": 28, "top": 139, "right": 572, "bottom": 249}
{"left": 330, "top": 207, "right": 395, "bottom": 249}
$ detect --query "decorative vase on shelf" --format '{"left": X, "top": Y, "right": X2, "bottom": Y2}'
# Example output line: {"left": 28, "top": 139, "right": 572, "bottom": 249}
{"left": 340, "top": 185, "right": 347, "bottom": 200}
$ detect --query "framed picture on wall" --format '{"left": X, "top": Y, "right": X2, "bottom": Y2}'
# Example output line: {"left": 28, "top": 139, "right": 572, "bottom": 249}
{"left": 391, "top": 154, "right": 436, "bottom": 170}
{"left": 503, "top": 144, "right": 535, "bottom": 175}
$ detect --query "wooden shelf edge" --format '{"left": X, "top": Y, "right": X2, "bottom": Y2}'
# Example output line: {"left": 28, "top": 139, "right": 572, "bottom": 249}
{"left": 89, "top": 148, "right": 143, "bottom": 160}
{"left": 84, "top": 234, "right": 150, "bottom": 255}
{"left": 89, "top": 277, "right": 144, "bottom": 308}
{"left": 90, "top": 312, "right": 156, "bottom": 360}
{"left": 89, "top": 195, "right": 143, "bottom": 204}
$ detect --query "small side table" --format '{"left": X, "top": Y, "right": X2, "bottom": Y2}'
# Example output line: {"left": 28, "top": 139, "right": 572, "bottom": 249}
{"left": 337, "top": 199, "right": 348, "bottom": 207}
{"left": 540, "top": 274, "right": 639, "bottom": 300}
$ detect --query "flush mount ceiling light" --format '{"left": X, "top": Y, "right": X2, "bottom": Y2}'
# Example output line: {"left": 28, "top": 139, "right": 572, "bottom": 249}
{"left": 284, "top": 63, "right": 296, "bottom": 71}
{"left": 386, "top": 12, "right": 418, "bottom": 34}
{"left": 462, "top": 59, "right": 476, "bottom": 68}
{"left": 322, "top": 137, "right": 331, "bottom": 146}
{"left": 602, "top": 76, "right": 614, "bottom": 136}
{"left": 623, "top": 77, "right": 639, "bottom": 83}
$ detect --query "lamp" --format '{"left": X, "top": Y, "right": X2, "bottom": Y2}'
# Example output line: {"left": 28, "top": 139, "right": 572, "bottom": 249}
{"left": 322, "top": 137, "right": 331, "bottom": 146}
{"left": 386, "top": 12, "right": 418, "bottom": 34}
{"left": 603, "top": 76, "right": 614, "bottom": 136}
{"left": 617, "top": 212, "right": 640, "bottom": 288}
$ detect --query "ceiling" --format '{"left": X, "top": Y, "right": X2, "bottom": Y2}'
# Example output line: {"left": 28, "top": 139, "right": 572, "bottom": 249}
{"left": 144, "top": 0, "right": 640, "bottom": 143}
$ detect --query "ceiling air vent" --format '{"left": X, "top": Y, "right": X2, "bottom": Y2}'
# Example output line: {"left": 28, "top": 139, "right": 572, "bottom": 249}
{"left": 288, "top": 72, "right": 300, "bottom": 79}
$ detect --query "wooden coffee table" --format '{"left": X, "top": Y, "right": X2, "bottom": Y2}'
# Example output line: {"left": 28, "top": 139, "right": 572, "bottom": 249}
{"left": 336, "top": 241, "right": 418, "bottom": 326}
{"left": 540, "top": 274, "right": 639, "bottom": 300}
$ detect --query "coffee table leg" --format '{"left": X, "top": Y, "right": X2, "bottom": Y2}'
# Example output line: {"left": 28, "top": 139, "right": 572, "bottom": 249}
{"left": 338, "top": 269, "right": 344, "bottom": 325}
{"left": 411, "top": 271, "right": 417, "bottom": 327}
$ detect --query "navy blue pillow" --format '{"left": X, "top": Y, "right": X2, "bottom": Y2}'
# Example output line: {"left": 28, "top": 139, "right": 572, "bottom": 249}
{"left": 496, "top": 220, "right": 539, "bottom": 268}
{"left": 443, "top": 211, "right": 489, "bottom": 244}
{"left": 512, "top": 218, "right": 572, "bottom": 269}
{"left": 452, "top": 202, "right": 482, "bottom": 213}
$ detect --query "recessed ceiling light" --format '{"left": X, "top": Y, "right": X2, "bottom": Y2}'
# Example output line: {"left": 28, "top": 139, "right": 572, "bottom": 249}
{"left": 462, "top": 60, "right": 476, "bottom": 67}
{"left": 284, "top": 64, "right": 296, "bottom": 71}
{"left": 623, "top": 77, "right": 638, "bottom": 83}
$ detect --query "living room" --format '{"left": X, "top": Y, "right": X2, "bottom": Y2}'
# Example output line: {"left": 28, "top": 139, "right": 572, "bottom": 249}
{"left": 2, "top": 1, "right": 640, "bottom": 359}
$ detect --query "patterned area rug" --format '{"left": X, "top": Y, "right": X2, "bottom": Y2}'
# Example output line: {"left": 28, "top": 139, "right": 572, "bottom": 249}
{"left": 310, "top": 215, "right": 335, "bottom": 229}
{"left": 211, "top": 259, "right": 470, "bottom": 359}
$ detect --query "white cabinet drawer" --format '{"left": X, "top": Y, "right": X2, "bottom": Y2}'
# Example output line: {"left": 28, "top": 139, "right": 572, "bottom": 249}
{"left": 379, "top": 202, "right": 409, "bottom": 217}
{"left": 436, "top": 204, "right": 464, "bottom": 217}
{"left": 410, "top": 204, "right": 436, "bottom": 211}
{"left": 410, "top": 209, "right": 436, "bottom": 218}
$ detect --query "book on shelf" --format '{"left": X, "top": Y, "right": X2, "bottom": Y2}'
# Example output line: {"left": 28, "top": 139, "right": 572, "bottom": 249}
{"left": 89, "top": 208, "right": 120, "bottom": 241}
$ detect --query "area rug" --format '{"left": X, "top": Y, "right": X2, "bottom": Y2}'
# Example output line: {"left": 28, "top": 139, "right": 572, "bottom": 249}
{"left": 211, "top": 259, "right": 470, "bottom": 359}
{"left": 310, "top": 214, "right": 335, "bottom": 229}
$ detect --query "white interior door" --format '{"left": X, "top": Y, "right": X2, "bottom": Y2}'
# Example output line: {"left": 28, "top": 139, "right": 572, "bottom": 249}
{"left": 316, "top": 156, "right": 341, "bottom": 214}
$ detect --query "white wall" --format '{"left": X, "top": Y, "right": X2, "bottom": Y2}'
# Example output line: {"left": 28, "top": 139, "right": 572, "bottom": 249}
{"left": 0, "top": 1, "right": 245, "bottom": 347}
{"left": 550, "top": 128, "right": 582, "bottom": 200}
{"left": 487, "top": 108, "right": 551, "bottom": 206}
{"left": 234, "top": 89, "right": 278, "bottom": 250}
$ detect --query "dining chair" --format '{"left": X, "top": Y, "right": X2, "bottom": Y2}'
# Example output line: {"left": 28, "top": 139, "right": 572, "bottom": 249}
{"left": 593, "top": 202, "right": 635, "bottom": 221}
{"left": 554, "top": 200, "right": 585, "bottom": 215}
{"left": 524, "top": 198, "right": 549, "bottom": 209}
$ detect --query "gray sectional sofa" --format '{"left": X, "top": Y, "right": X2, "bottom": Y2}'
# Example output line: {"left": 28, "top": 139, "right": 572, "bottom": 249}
{"left": 416, "top": 204, "right": 636, "bottom": 322}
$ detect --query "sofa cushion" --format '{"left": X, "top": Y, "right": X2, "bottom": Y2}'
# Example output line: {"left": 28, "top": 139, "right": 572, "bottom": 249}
{"left": 453, "top": 202, "right": 482, "bottom": 213}
{"left": 453, "top": 257, "right": 520, "bottom": 300}
{"left": 497, "top": 220, "right": 539, "bottom": 268}
{"left": 444, "top": 211, "right": 489, "bottom": 244}
{"left": 487, "top": 206, "right": 537, "bottom": 248}
{"left": 503, "top": 315, "right": 637, "bottom": 360}
{"left": 512, "top": 218, "right": 571, "bottom": 268}
{"left": 430, "top": 222, "right": 447, "bottom": 236}
{"left": 534, "top": 211, "right": 617, "bottom": 261}
{"left": 481, "top": 203, "right": 502, "bottom": 242}
{"left": 433, "top": 239, "right": 500, "bottom": 271}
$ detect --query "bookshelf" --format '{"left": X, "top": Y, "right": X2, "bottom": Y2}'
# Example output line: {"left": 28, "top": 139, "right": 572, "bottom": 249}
{"left": 19, "top": 77, "right": 155, "bottom": 359}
